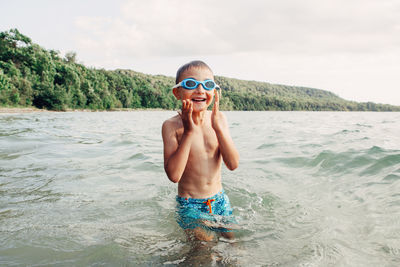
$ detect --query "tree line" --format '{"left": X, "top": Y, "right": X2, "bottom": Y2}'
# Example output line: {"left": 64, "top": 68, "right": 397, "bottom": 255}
{"left": 1, "top": 29, "right": 399, "bottom": 111}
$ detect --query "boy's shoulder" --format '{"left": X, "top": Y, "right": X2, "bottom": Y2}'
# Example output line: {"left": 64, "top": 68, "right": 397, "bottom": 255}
{"left": 162, "top": 115, "right": 182, "bottom": 143}
{"left": 162, "top": 114, "right": 182, "bottom": 131}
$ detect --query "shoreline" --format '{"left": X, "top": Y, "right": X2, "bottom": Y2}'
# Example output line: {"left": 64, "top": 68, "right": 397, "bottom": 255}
{"left": 0, "top": 107, "right": 169, "bottom": 114}
{"left": 0, "top": 107, "right": 50, "bottom": 114}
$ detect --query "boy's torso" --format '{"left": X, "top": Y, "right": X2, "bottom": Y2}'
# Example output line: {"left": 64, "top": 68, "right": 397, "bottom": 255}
{"left": 169, "top": 111, "right": 223, "bottom": 198}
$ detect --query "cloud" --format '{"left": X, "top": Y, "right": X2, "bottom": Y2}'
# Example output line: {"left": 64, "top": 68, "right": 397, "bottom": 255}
{"left": 71, "top": 0, "right": 400, "bottom": 106}
{"left": 74, "top": 0, "right": 400, "bottom": 61}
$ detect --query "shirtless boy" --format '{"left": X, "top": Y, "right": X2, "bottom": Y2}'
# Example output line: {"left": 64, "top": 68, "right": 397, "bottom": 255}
{"left": 162, "top": 61, "right": 239, "bottom": 241}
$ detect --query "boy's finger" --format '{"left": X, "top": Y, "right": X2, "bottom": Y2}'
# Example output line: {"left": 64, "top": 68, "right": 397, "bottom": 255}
{"left": 188, "top": 101, "right": 193, "bottom": 121}
{"left": 185, "top": 100, "right": 189, "bottom": 111}
{"left": 214, "top": 89, "right": 219, "bottom": 112}
{"left": 185, "top": 100, "right": 190, "bottom": 112}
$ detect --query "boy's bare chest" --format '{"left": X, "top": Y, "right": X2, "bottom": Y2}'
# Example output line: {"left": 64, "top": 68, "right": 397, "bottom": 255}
{"left": 176, "top": 127, "right": 219, "bottom": 154}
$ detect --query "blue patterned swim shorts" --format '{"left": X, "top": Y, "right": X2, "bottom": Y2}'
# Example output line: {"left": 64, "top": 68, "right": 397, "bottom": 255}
{"left": 176, "top": 190, "right": 236, "bottom": 232}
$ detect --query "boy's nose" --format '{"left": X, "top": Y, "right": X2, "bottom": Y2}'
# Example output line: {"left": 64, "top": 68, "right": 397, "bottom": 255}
{"left": 194, "top": 84, "right": 205, "bottom": 92}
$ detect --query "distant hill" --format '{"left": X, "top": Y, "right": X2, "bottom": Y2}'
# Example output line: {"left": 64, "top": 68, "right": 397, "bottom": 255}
{"left": 1, "top": 29, "right": 399, "bottom": 111}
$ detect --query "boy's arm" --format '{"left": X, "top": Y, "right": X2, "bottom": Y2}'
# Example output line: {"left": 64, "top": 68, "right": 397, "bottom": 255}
{"left": 211, "top": 91, "right": 240, "bottom": 170}
{"left": 162, "top": 100, "right": 198, "bottom": 183}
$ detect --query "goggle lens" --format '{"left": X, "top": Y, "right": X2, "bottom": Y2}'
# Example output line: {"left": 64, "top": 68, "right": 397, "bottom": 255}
{"left": 204, "top": 80, "right": 215, "bottom": 89}
{"left": 185, "top": 79, "right": 197, "bottom": 88}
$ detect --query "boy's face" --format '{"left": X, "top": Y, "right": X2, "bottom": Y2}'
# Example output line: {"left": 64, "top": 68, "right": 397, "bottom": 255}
{"left": 173, "top": 67, "right": 215, "bottom": 113}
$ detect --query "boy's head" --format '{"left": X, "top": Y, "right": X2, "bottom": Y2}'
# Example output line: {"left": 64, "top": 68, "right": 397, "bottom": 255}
{"left": 175, "top": 60, "right": 213, "bottom": 84}
{"left": 173, "top": 60, "right": 217, "bottom": 112}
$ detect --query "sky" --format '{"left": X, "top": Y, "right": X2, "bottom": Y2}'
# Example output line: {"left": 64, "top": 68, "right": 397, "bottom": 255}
{"left": 2, "top": 0, "right": 400, "bottom": 105}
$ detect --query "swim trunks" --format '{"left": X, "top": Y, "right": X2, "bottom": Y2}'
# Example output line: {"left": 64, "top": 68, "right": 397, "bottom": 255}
{"left": 176, "top": 190, "right": 236, "bottom": 232}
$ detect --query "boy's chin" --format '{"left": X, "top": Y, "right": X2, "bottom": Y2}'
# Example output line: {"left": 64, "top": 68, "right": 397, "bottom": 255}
{"left": 192, "top": 105, "right": 208, "bottom": 113}
{"left": 193, "top": 108, "right": 206, "bottom": 113}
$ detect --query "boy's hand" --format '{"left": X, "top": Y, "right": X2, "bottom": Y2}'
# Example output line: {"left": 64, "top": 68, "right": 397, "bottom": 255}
{"left": 211, "top": 89, "right": 240, "bottom": 170}
{"left": 211, "top": 90, "right": 228, "bottom": 134}
{"left": 178, "top": 100, "right": 200, "bottom": 134}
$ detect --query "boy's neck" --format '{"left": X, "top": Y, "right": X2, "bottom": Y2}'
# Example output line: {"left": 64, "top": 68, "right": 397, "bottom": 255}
{"left": 192, "top": 110, "right": 207, "bottom": 125}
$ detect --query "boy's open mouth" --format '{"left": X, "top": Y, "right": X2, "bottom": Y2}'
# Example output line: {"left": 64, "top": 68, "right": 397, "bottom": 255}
{"left": 191, "top": 98, "right": 206, "bottom": 102}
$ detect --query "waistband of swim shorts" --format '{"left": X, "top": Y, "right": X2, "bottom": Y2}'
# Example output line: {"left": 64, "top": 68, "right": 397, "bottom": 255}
{"left": 176, "top": 189, "right": 225, "bottom": 204}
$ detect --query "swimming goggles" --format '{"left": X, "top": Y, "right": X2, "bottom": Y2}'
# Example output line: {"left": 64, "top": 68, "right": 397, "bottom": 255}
{"left": 173, "top": 78, "right": 220, "bottom": 91}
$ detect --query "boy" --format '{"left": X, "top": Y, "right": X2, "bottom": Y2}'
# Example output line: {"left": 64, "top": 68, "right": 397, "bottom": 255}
{"left": 162, "top": 61, "right": 239, "bottom": 241}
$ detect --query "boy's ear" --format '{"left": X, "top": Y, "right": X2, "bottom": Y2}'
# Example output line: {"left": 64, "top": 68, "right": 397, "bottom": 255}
{"left": 172, "top": 87, "right": 181, "bottom": 100}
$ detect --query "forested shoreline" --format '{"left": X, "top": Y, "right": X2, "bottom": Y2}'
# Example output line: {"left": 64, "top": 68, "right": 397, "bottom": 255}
{"left": 1, "top": 29, "right": 399, "bottom": 111}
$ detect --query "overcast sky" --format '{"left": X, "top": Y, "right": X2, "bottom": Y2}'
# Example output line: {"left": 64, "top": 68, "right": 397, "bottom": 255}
{"left": 2, "top": 0, "right": 400, "bottom": 105}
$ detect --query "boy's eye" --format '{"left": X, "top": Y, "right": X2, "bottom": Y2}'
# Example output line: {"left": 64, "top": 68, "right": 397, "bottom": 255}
{"left": 185, "top": 80, "right": 197, "bottom": 87}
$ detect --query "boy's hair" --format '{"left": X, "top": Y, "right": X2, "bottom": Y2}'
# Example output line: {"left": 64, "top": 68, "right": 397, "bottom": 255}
{"left": 175, "top": 60, "right": 213, "bottom": 84}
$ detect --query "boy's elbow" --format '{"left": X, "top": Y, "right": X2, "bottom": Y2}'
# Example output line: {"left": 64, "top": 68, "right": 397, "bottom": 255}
{"left": 169, "top": 176, "right": 180, "bottom": 183}
{"left": 226, "top": 158, "right": 239, "bottom": 171}
{"left": 165, "top": 166, "right": 181, "bottom": 183}
{"left": 167, "top": 173, "right": 180, "bottom": 183}
{"left": 227, "top": 162, "right": 239, "bottom": 171}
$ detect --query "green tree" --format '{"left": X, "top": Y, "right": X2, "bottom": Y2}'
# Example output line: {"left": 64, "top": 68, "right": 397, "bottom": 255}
{"left": 1, "top": 28, "right": 400, "bottom": 112}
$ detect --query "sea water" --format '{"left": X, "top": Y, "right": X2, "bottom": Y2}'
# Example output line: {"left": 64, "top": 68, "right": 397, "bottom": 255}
{"left": 0, "top": 111, "right": 399, "bottom": 266}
